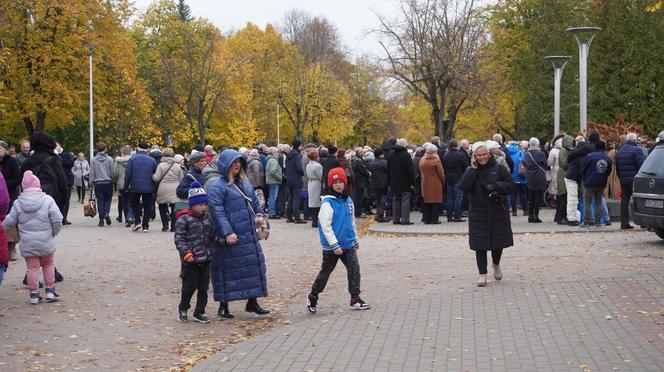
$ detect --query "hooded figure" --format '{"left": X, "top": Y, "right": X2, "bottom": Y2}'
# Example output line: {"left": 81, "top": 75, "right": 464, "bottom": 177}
{"left": 20, "top": 132, "right": 68, "bottom": 212}
{"left": 207, "top": 149, "right": 269, "bottom": 315}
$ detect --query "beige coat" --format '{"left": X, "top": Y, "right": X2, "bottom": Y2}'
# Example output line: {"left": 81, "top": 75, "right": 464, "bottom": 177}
{"left": 153, "top": 157, "right": 185, "bottom": 204}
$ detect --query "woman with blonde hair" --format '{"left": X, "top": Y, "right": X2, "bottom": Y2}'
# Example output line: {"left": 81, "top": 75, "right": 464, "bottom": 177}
{"left": 208, "top": 149, "right": 269, "bottom": 318}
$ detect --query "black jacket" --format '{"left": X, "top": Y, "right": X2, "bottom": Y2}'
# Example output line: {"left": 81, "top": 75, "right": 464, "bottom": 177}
{"left": 459, "top": 158, "right": 515, "bottom": 251}
{"left": 20, "top": 133, "right": 68, "bottom": 211}
{"left": 442, "top": 148, "right": 469, "bottom": 184}
{"left": 322, "top": 156, "right": 341, "bottom": 190}
{"left": 174, "top": 210, "right": 215, "bottom": 264}
{"left": 523, "top": 149, "right": 550, "bottom": 191}
{"left": 387, "top": 145, "right": 415, "bottom": 192}
{"left": 60, "top": 151, "right": 76, "bottom": 186}
{"left": 500, "top": 144, "right": 514, "bottom": 172}
{"left": 285, "top": 149, "right": 304, "bottom": 188}
{"left": 352, "top": 156, "right": 370, "bottom": 189}
{"left": 368, "top": 158, "right": 388, "bottom": 190}
{"left": 0, "top": 154, "right": 20, "bottom": 205}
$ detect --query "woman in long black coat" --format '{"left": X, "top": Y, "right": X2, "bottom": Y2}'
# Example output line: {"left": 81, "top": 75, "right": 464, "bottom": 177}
{"left": 459, "top": 143, "right": 515, "bottom": 287}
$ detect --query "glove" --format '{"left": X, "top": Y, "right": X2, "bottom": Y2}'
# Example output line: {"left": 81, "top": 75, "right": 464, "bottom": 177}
{"left": 183, "top": 252, "right": 194, "bottom": 263}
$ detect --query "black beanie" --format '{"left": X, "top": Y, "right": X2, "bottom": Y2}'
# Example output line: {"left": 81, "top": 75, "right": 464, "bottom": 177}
{"left": 292, "top": 139, "right": 302, "bottom": 149}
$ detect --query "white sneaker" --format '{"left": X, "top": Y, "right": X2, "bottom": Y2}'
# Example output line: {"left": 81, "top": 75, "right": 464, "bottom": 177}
{"left": 477, "top": 274, "right": 488, "bottom": 287}
{"left": 493, "top": 264, "right": 503, "bottom": 281}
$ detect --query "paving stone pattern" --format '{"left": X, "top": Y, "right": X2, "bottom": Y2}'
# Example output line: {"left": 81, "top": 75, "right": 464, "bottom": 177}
{"left": 195, "top": 273, "right": 664, "bottom": 372}
{"left": 369, "top": 209, "right": 621, "bottom": 236}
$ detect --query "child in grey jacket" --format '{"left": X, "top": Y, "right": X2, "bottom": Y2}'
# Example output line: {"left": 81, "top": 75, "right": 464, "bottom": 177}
{"left": 3, "top": 171, "right": 63, "bottom": 304}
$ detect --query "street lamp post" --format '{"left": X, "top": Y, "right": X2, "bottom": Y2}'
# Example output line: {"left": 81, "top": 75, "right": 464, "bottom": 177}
{"left": 627, "top": 102, "right": 633, "bottom": 123}
{"left": 566, "top": 27, "right": 601, "bottom": 133}
{"left": 84, "top": 44, "right": 96, "bottom": 161}
{"left": 544, "top": 56, "right": 572, "bottom": 137}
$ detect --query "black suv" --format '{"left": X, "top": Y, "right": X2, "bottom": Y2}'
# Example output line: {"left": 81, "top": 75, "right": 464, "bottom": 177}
{"left": 633, "top": 146, "right": 664, "bottom": 239}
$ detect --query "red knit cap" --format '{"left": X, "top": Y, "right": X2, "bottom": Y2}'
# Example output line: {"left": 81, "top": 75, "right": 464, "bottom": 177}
{"left": 327, "top": 167, "right": 347, "bottom": 187}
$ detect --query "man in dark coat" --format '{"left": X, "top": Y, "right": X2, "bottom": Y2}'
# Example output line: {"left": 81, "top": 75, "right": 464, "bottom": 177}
{"left": 58, "top": 144, "right": 76, "bottom": 225}
{"left": 0, "top": 140, "right": 20, "bottom": 261}
{"left": 322, "top": 145, "right": 341, "bottom": 193}
{"left": 523, "top": 138, "right": 550, "bottom": 223}
{"left": 442, "top": 139, "right": 469, "bottom": 222}
{"left": 387, "top": 138, "right": 415, "bottom": 224}
{"left": 124, "top": 142, "right": 158, "bottom": 232}
{"left": 459, "top": 144, "right": 515, "bottom": 287}
{"left": 352, "top": 147, "right": 371, "bottom": 218}
{"left": 581, "top": 141, "right": 612, "bottom": 227}
{"left": 276, "top": 145, "right": 289, "bottom": 218}
{"left": 20, "top": 132, "right": 68, "bottom": 214}
{"left": 368, "top": 148, "right": 389, "bottom": 222}
{"left": 616, "top": 133, "right": 646, "bottom": 229}
{"left": 285, "top": 139, "right": 305, "bottom": 223}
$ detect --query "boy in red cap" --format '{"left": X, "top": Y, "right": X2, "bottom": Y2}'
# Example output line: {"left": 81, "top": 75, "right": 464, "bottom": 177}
{"left": 306, "top": 167, "right": 370, "bottom": 313}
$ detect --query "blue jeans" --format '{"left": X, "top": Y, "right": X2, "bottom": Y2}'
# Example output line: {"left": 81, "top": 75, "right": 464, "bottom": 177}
{"left": 120, "top": 189, "right": 134, "bottom": 222}
{"left": 446, "top": 182, "right": 463, "bottom": 219}
{"left": 94, "top": 182, "right": 113, "bottom": 219}
{"left": 0, "top": 263, "right": 6, "bottom": 287}
{"left": 268, "top": 184, "right": 279, "bottom": 216}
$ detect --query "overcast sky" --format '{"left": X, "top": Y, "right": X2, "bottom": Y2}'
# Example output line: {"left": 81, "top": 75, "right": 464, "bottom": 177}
{"left": 133, "top": 0, "right": 401, "bottom": 59}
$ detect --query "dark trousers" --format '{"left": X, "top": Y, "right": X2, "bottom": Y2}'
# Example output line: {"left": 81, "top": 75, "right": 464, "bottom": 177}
{"left": 476, "top": 249, "right": 503, "bottom": 274}
{"left": 511, "top": 184, "right": 528, "bottom": 213}
{"left": 159, "top": 203, "right": 176, "bottom": 230}
{"left": 422, "top": 203, "right": 441, "bottom": 223}
{"left": 354, "top": 186, "right": 365, "bottom": 217}
{"left": 286, "top": 186, "right": 302, "bottom": 221}
{"left": 309, "top": 207, "right": 320, "bottom": 226}
{"left": 77, "top": 185, "right": 86, "bottom": 203}
{"left": 528, "top": 189, "right": 544, "bottom": 218}
{"left": 119, "top": 189, "right": 134, "bottom": 222}
{"left": 179, "top": 262, "right": 210, "bottom": 315}
{"left": 62, "top": 184, "right": 72, "bottom": 221}
{"left": 392, "top": 191, "right": 411, "bottom": 223}
{"left": 131, "top": 192, "right": 154, "bottom": 228}
{"left": 555, "top": 194, "right": 567, "bottom": 222}
{"left": 311, "top": 249, "right": 361, "bottom": 298}
{"left": 374, "top": 188, "right": 388, "bottom": 220}
{"left": 446, "top": 182, "right": 463, "bottom": 219}
{"left": 620, "top": 184, "right": 633, "bottom": 227}
{"left": 277, "top": 182, "right": 288, "bottom": 217}
{"left": 94, "top": 182, "right": 113, "bottom": 219}
{"left": 583, "top": 187, "right": 603, "bottom": 224}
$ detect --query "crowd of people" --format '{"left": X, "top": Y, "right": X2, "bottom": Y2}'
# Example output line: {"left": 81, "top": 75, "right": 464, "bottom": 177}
{"left": 0, "top": 128, "right": 661, "bottom": 315}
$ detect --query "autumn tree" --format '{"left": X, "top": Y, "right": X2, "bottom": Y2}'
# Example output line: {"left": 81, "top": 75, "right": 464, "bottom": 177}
{"left": 375, "top": 0, "right": 484, "bottom": 141}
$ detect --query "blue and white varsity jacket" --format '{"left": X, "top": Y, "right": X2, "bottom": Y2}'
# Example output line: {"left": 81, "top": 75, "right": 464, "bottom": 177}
{"left": 318, "top": 195, "right": 358, "bottom": 251}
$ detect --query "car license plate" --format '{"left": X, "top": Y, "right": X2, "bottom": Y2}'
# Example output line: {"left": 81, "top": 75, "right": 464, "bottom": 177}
{"left": 645, "top": 199, "right": 664, "bottom": 209}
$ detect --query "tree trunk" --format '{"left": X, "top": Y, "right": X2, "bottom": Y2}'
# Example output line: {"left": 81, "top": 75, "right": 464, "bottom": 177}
{"left": 445, "top": 105, "right": 458, "bottom": 142}
{"left": 197, "top": 100, "right": 206, "bottom": 146}
{"left": 36, "top": 111, "right": 46, "bottom": 133}
{"left": 23, "top": 117, "right": 35, "bottom": 138}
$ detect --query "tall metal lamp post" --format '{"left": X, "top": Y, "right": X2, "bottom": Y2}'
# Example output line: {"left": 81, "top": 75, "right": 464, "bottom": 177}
{"left": 84, "top": 43, "right": 96, "bottom": 161}
{"left": 544, "top": 56, "right": 571, "bottom": 137}
{"left": 566, "top": 27, "right": 601, "bottom": 133}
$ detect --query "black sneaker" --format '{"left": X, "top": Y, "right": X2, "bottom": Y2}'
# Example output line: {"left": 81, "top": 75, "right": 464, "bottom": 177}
{"left": 54, "top": 268, "right": 64, "bottom": 282}
{"left": 349, "top": 296, "right": 371, "bottom": 310}
{"left": 98, "top": 220, "right": 105, "bottom": 227}
{"left": 192, "top": 313, "right": 210, "bottom": 323}
{"left": 105, "top": 215, "right": 112, "bottom": 225}
{"left": 125, "top": 220, "right": 133, "bottom": 228}
{"left": 23, "top": 275, "right": 44, "bottom": 288}
{"left": 177, "top": 309, "right": 188, "bottom": 322}
{"left": 307, "top": 294, "right": 318, "bottom": 314}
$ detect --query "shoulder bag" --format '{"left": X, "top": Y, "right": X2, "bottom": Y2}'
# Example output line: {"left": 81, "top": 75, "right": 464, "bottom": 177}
{"left": 528, "top": 152, "right": 552, "bottom": 182}
{"left": 517, "top": 153, "right": 527, "bottom": 178}
{"left": 83, "top": 185, "right": 97, "bottom": 218}
{"left": 233, "top": 184, "right": 270, "bottom": 241}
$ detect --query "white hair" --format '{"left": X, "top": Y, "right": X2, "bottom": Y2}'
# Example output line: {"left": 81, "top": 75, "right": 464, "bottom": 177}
{"left": 492, "top": 134, "right": 503, "bottom": 143}
{"left": 519, "top": 140, "right": 529, "bottom": 149}
{"left": 472, "top": 142, "right": 488, "bottom": 153}
{"left": 249, "top": 149, "right": 259, "bottom": 157}
{"left": 625, "top": 133, "right": 637, "bottom": 142}
{"left": 485, "top": 140, "right": 500, "bottom": 150}
{"left": 460, "top": 139, "right": 470, "bottom": 146}
{"left": 268, "top": 147, "right": 279, "bottom": 156}
{"left": 658, "top": 131, "right": 664, "bottom": 141}
{"left": 397, "top": 138, "right": 408, "bottom": 147}
{"left": 529, "top": 137, "right": 540, "bottom": 148}
{"left": 424, "top": 143, "right": 438, "bottom": 154}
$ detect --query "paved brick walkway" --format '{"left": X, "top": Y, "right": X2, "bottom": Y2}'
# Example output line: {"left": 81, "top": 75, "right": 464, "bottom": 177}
{"left": 369, "top": 209, "right": 621, "bottom": 235}
{"left": 194, "top": 273, "right": 664, "bottom": 372}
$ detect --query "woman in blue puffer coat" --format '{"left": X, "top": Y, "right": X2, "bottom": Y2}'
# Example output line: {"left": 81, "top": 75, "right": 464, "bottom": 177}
{"left": 507, "top": 142, "right": 528, "bottom": 217}
{"left": 208, "top": 149, "right": 270, "bottom": 318}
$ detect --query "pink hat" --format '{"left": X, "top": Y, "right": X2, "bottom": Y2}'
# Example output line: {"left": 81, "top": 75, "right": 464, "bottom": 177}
{"left": 22, "top": 171, "right": 41, "bottom": 191}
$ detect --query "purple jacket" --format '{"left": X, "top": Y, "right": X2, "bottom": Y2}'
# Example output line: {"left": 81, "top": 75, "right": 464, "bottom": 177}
{"left": 0, "top": 172, "right": 8, "bottom": 221}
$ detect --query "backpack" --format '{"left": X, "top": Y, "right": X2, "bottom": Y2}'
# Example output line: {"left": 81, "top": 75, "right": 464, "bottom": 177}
{"left": 32, "top": 157, "right": 60, "bottom": 202}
